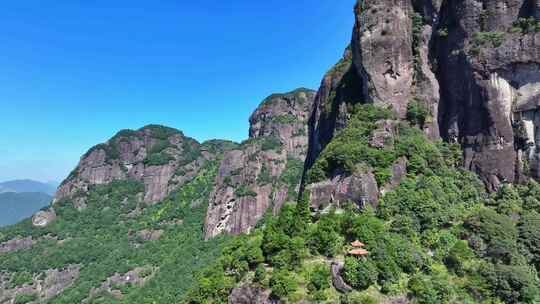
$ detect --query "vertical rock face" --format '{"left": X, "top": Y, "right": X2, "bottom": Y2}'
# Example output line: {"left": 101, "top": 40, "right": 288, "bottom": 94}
{"left": 203, "top": 89, "right": 315, "bottom": 239}
{"left": 352, "top": 0, "right": 415, "bottom": 117}
{"left": 305, "top": 0, "right": 441, "bottom": 175}
{"left": 435, "top": 0, "right": 540, "bottom": 190}
{"left": 54, "top": 125, "right": 208, "bottom": 206}
{"left": 304, "top": 48, "right": 364, "bottom": 171}
{"left": 305, "top": 0, "right": 539, "bottom": 192}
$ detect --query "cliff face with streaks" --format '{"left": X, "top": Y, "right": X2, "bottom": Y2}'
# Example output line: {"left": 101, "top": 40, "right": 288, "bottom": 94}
{"left": 54, "top": 125, "right": 209, "bottom": 207}
{"left": 204, "top": 89, "right": 315, "bottom": 238}
{"left": 304, "top": 0, "right": 540, "bottom": 193}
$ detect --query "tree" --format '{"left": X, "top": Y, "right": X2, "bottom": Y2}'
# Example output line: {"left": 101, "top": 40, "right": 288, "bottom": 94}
{"left": 406, "top": 98, "right": 429, "bottom": 128}
{"left": 308, "top": 214, "right": 343, "bottom": 257}
{"left": 518, "top": 213, "right": 540, "bottom": 270}
{"left": 445, "top": 240, "right": 474, "bottom": 275}
{"left": 270, "top": 269, "right": 298, "bottom": 299}
{"left": 491, "top": 265, "right": 540, "bottom": 303}
{"left": 294, "top": 190, "right": 311, "bottom": 235}
{"left": 343, "top": 257, "right": 378, "bottom": 290}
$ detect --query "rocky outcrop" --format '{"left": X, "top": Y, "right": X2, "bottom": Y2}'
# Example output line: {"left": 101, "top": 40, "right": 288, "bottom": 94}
{"left": 55, "top": 125, "right": 209, "bottom": 206}
{"left": 305, "top": 0, "right": 539, "bottom": 192}
{"left": 381, "top": 157, "right": 408, "bottom": 194}
{"left": 32, "top": 208, "right": 56, "bottom": 227}
{"left": 204, "top": 89, "right": 315, "bottom": 238}
{"left": 85, "top": 267, "right": 155, "bottom": 302}
{"left": 351, "top": 0, "right": 415, "bottom": 118}
{"left": 228, "top": 284, "right": 272, "bottom": 304}
{"left": 434, "top": 0, "right": 540, "bottom": 190}
{"left": 331, "top": 261, "right": 353, "bottom": 293}
{"left": 0, "top": 237, "right": 34, "bottom": 254}
{"left": 0, "top": 265, "right": 80, "bottom": 303}
{"left": 304, "top": 48, "right": 364, "bottom": 171}
{"left": 307, "top": 168, "right": 379, "bottom": 211}
{"left": 135, "top": 229, "right": 163, "bottom": 242}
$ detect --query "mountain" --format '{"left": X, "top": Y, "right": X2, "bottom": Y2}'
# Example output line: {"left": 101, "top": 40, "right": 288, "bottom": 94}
{"left": 1, "top": 1, "right": 539, "bottom": 304}
{"left": 0, "top": 180, "right": 58, "bottom": 196}
{"left": 0, "top": 192, "right": 51, "bottom": 226}
{"left": 0, "top": 89, "right": 313, "bottom": 303}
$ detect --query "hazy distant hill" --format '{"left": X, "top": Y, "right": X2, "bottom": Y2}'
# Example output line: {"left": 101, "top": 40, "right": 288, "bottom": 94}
{"left": 0, "top": 192, "right": 51, "bottom": 226}
{"left": 0, "top": 179, "right": 58, "bottom": 195}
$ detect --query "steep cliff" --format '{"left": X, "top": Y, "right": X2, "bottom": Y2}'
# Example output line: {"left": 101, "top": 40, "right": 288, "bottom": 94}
{"left": 305, "top": 0, "right": 540, "bottom": 193}
{"left": 55, "top": 125, "right": 210, "bottom": 208}
{"left": 435, "top": 0, "right": 540, "bottom": 190}
{"left": 204, "top": 88, "right": 315, "bottom": 238}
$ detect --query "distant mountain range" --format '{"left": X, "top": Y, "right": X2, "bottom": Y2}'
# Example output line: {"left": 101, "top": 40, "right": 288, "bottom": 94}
{"left": 0, "top": 179, "right": 57, "bottom": 226}
{"left": 0, "top": 179, "right": 58, "bottom": 196}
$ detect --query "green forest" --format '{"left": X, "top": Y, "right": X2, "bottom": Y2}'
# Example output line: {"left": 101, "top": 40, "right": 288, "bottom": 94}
{"left": 0, "top": 162, "right": 230, "bottom": 303}
{"left": 183, "top": 105, "right": 540, "bottom": 303}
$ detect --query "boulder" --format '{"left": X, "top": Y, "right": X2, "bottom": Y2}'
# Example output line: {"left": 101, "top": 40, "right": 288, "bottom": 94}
{"left": 0, "top": 237, "right": 34, "bottom": 254}
{"left": 32, "top": 209, "right": 56, "bottom": 227}
{"left": 228, "top": 284, "right": 272, "bottom": 304}
{"left": 309, "top": 168, "right": 379, "bottom": 211}
{"left": 331, "top": 261, "right": 352, "bottom": 293}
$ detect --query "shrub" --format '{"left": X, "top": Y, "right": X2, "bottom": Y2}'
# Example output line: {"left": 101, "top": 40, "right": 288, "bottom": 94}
{"left": 464, "top": 208, "right": 518, "bottom": 263}
{"left": 490, "top": 265, "right": 540, "bottom": 303}
{"left": 279, "top": 158, "right": 304, "bottom": 198}
{"left": 235, "top": 185, "right": 257, "bottom": 197}
{"left": 445, "top": 240, "right": 474, "bottom": 275}
{"left": 14, "top": 293, "right": 38, "bottom": 304}
{"left": 143, "top": 153, "right": 174, "bottom": 166}
{"left": 308, "top": 264, "right": 331, "bottom": 292}
{"left": 308, "top": 214, "right": 343, "bottom": 257}
{"left": 511, "top": 17, "right": 540, "bottom": 34}
{"left": 470, "top": 31, "right": 505, "bottom": 55}
{"left": 406, "top": 98, "right": 430, "bottom": 128}
{"left": 254, "top": 264, "right": 266, "bottom": 283}
{"left": 270, "top": 269, "right": 298, "bottom": 299}
{"left": 306, "top": 104, "right": 396, "bottom": 185}
{"left": 261, "top": 136, "right": 282, "bottom": 151}
{"left": 9, "top": 271, "right": 33, "bottom": 288}
{"left": 343, "top": 257, "right": 378, "bottom": 290}
{"left": 518, "top": 212, "right": 540, "bottom": 270}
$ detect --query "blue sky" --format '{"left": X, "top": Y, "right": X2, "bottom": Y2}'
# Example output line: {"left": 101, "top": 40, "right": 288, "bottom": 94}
{"left": 0, "top": 0, "right": 355, "bottom": 182}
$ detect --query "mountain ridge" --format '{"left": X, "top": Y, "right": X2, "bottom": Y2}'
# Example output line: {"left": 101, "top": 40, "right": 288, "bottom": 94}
{"left": 0, "top": 1, "right": 539, "bottom": 303}
{"left": 0, "top": 180, "right": 58, "bottom": 196}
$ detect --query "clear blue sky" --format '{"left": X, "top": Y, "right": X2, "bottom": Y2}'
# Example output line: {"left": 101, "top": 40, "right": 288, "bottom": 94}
{"left": 0, "top": 0, "right": 355, "bottom": 183}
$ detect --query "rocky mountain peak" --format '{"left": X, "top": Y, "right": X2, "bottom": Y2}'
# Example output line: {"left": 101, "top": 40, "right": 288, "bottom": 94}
{"left": 203, "top": 88, "right": 315, "bottom": 238}
{"left": 305, "top": 0, "right": 539, "bottom": 192}
{"left": 55, "top": 124, "right": 208, "bottom": 208}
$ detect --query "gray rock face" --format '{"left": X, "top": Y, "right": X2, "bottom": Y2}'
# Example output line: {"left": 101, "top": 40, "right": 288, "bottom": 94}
{"left": 55, "top": 125, "right": 208, "bottom": 206}
{"left": 331, "top": 261, "right": 353, "bottom": 293}
{"left": 85, "top": 267, "right": 155, "bottom": 302}
{"left": 434, "top": 0, "right": 540, "bottom": 190}
{"left": 305, "top": 0, "right": 540, "bottom": 193}
{"left": 204, "top": 89, "right": 315, "bottom": 238}
{"left": 381, "top": 157, "right": 408, "bottom": 194}
{"left": 304, "top": 48, "right": 364, "bottom": 171}
{"left": 308, "top": 168, "right": 379, "bottom": 211}
{"left": 352, "top": 0, "right": 415, "bottom": 118}
{"left": 0, "top": 265, "right": 79, "bottom": 303}
{"left": 32, "top": 209, "right": 56, "bottom": 227}
{"left": 0, "top": 237, "right": 34, "bottom": 254}
{"left": 136, "top": 229, "right": 163, "bottom": 242}
{"left": 228, "top": 284, "right": 272, "bottom": 304}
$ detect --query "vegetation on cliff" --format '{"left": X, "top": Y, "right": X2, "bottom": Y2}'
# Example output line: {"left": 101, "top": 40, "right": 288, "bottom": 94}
{"left": 0, "top": 162, "right": 230, "bottom": 303}
{"left": 184, "top": 105, "right": 540, "bottom": 304}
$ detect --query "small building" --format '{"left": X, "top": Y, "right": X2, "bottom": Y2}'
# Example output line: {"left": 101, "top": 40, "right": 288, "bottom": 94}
{"left": 348, "top": 248, "right": 369, "bottom": 256}
{"left": 351, "top": 240, "right": 365, "bottom": 247}
{"left": 348, "top": 240, "right": 369, "bottom": 256}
